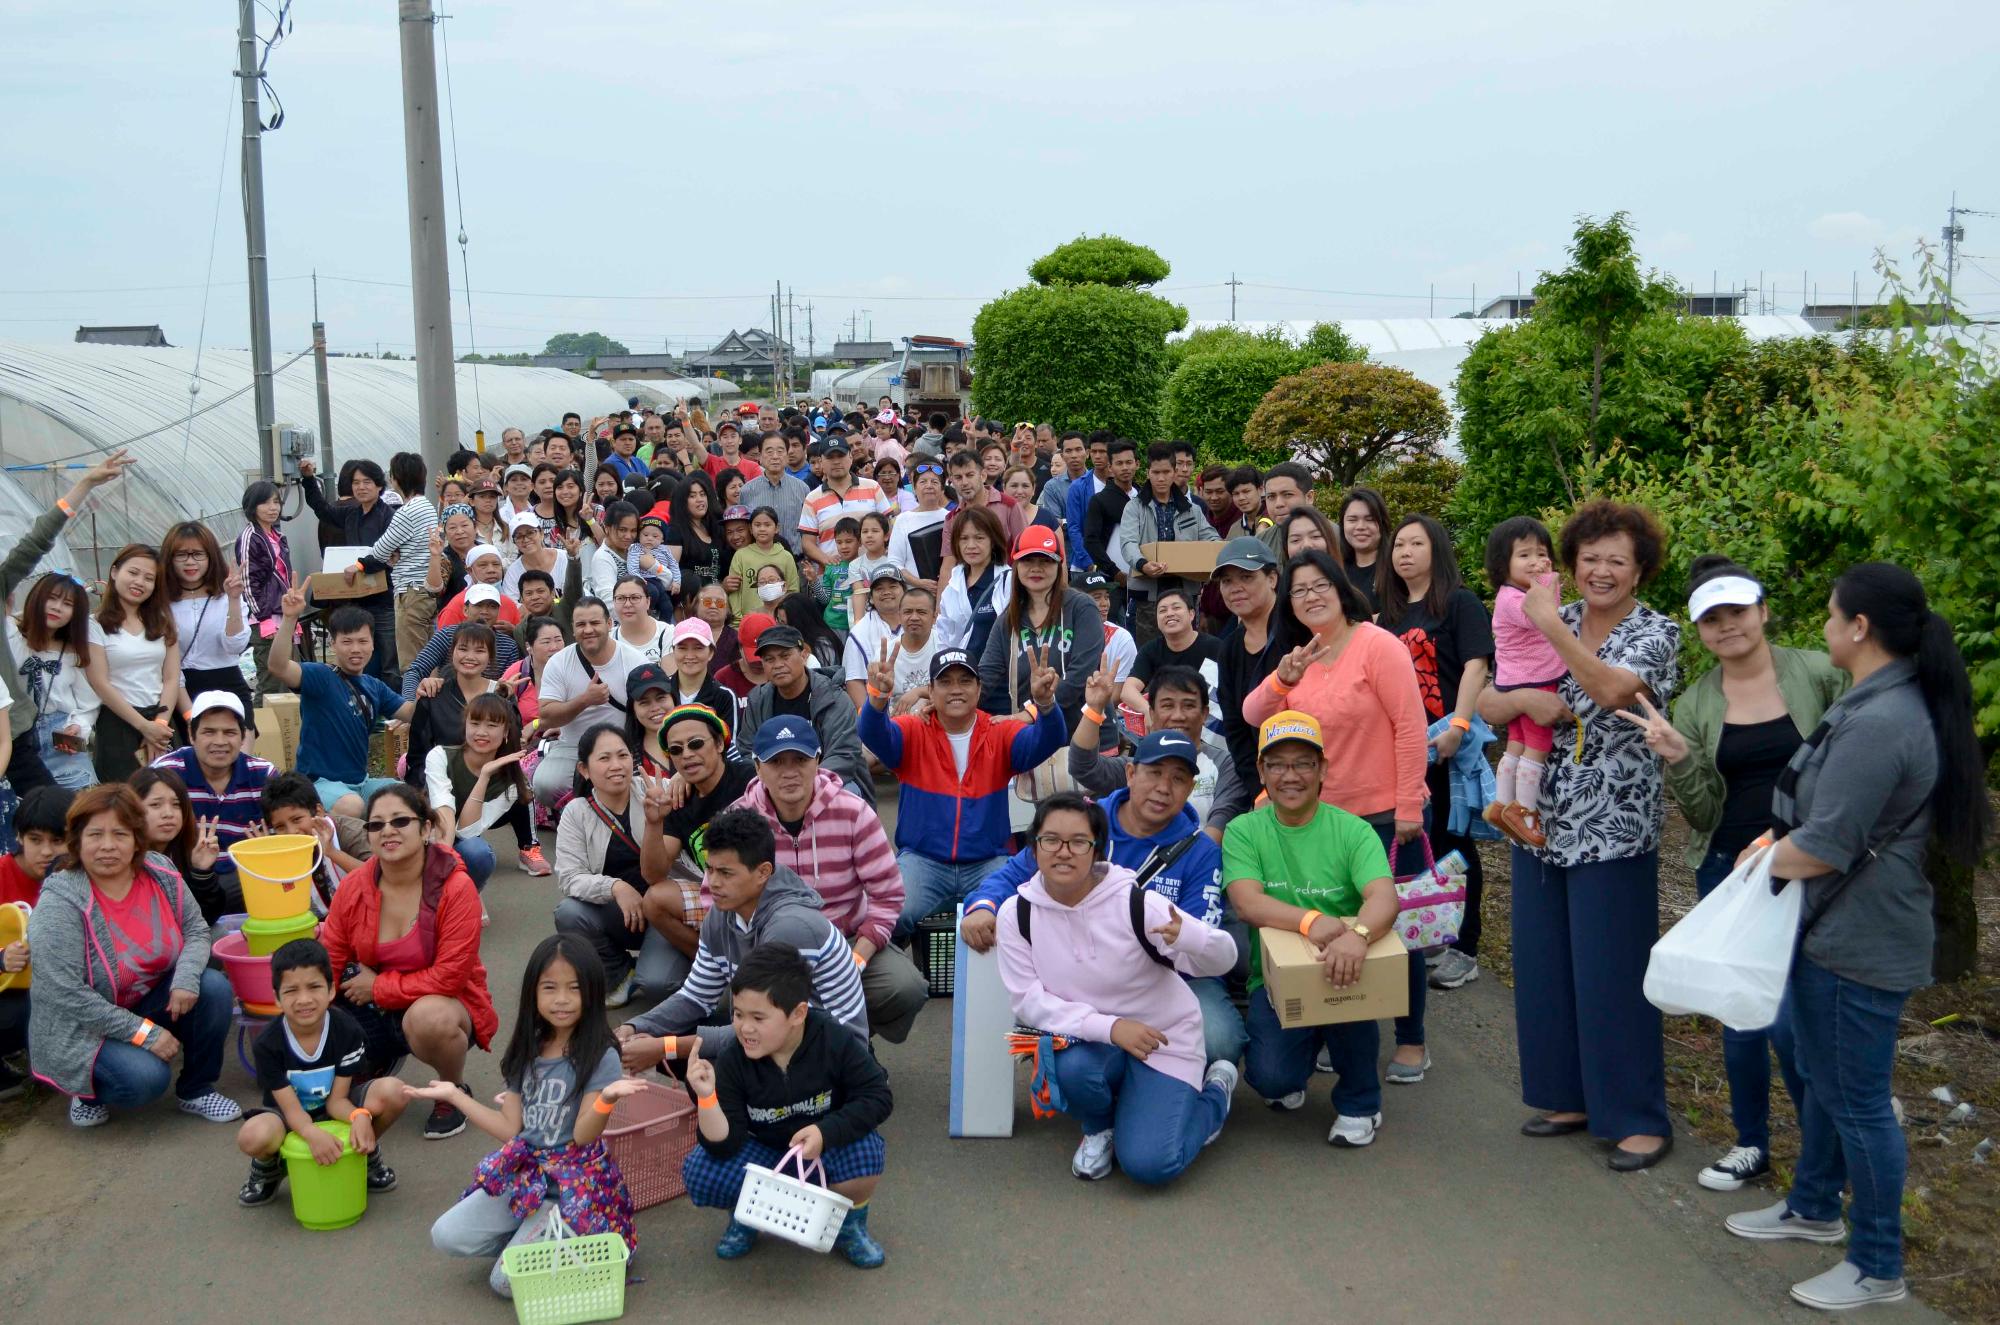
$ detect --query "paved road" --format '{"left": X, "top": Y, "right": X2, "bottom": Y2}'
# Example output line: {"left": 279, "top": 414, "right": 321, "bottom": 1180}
{"left": 0, "top": 842, "right": 1946, "bottom": 1323}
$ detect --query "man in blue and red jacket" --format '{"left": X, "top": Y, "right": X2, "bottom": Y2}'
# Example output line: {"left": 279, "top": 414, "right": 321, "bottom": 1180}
{"left": 858, "top": 644, "right": 1066, "bottom": 940}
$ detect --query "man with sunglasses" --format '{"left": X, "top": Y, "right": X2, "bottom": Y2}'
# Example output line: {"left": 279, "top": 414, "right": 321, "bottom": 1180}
{"left": 643, "top": 700, "right": 753, "bottom": 891}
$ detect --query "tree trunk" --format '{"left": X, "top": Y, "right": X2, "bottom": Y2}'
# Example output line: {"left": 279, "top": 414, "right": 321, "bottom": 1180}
{"left": 1929, "top": 838, "right": 1979, "bottom": 983}
{"left": 1586, "top": 338, "right": 1606, "bottom": 486}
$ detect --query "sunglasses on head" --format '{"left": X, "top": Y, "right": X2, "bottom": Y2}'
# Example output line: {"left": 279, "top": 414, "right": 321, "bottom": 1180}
{"left": 913, "top": 464, "right": 943, "bottom": 477}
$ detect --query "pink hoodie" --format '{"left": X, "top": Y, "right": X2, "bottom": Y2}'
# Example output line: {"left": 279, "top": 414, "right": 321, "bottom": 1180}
{"left": 995, "top": 863, "right": 1237, "bottom": 1091}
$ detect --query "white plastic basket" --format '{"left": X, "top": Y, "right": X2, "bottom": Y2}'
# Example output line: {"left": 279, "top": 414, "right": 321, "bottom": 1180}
{"left": 732, "top": 1144, "right": 854, "bottom": 1253}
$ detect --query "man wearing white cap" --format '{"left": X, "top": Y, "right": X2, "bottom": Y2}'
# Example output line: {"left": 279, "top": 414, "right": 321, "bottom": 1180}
{"left": 398, "top": 584, "right": 521, "bottom": 701}
{"left": 436, "top": 543, "right": 519, "bottom": 628}
{"left": 148, "top": 690, "right": 275, "bottom": 918}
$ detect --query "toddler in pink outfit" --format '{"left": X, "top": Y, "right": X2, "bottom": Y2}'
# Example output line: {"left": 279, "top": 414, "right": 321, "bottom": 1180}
{"left": 1484, "top": 518, "right": 1566, "bottom": 845}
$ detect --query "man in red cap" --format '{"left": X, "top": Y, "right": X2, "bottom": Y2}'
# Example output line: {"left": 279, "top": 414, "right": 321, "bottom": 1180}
{"left": 716, "top": 613, "right": 774, "bottom": 698}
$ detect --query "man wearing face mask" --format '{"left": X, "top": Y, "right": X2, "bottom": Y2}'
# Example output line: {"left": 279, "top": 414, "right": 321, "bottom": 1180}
{"left": 729, "top": 719, "right": 926, "bottom": 1043}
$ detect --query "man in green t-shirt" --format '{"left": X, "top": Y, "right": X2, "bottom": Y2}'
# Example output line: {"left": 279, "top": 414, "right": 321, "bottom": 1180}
{"left": 1221, "top": 709, "right": 1398, "bottom": 1148}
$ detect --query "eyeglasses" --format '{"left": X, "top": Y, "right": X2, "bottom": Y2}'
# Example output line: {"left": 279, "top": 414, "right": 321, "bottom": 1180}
{"left": 665, "top": 737, "right": 710, "bottom": 757}
{"left": 1033, "top": 834, "right": 1096, "bottom": 855}
{"left": 363, "top": 814, "right": 421, "bottom": 834}
{"left": 1262, "top": 758, "right": 1321, "bottom": 777}
{"left": 172, "top": 550, "right": 208, "bottom": 563}
{"left": 1288, "top": 580, "right": 1336, "bottom": 601}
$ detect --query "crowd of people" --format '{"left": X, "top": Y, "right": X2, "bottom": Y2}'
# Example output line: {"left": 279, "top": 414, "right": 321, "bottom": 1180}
{"left": 0, "top": 393, "right": 1983, "bottom": 1314}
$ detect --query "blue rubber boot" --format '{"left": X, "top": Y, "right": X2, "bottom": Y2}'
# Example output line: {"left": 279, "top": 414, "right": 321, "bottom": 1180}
{"left": 833, "top": 1204, "right": 885, "bottom": 1268}
{"left": 715, "top": 1219, "right": 759, "bottom": 1260}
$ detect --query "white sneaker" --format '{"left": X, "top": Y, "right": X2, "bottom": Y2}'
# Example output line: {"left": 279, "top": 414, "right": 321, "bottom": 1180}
{"left": 177, "top": 1091, "right": 244, "bottom": 1123}
{"left": 1071, "top": 1128, "right": 1114, "bottom": 1181}
{"left": 1268, "top": 1090, "right": 1307, "bottom": 1111}
{"left": 1726, "top": 1199, "right": 1847, "bottom": 1245}
{"left": 1313, "top": 1046, "right": 1335, "bottom": 1074}
{"left": 1428, "top": 948, "right": 1481, "bottom": 990}
{"left": 1790, "top": 1262, "right": 1908, "bottom": 1311}
{"left": 69, "top": 1097, "right": 109, "bottom": 1128}
{"left": 1203, "top": 1060, "right": 1239, "bottom": 1145}
{"left": 605, "top": 970, "right": 634, "bottom": 1009}
{"left": 1328, "top": 1112, "right": 1381, "bottom": 1148}
{"left": 1697, "top": 1144, "right": 1770, "bottom": 1192}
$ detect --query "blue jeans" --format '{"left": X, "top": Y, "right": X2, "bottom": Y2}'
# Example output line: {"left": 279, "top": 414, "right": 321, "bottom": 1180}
{"left": 892, "top": 851, "right": 1003, "bottom": 940}
{"left": 1785, "top": 956, "right": 1911, "bottom": 1281}
{"left": 311, "top": 775, "right": 403, "bottom": 814}
{"left": 1052, "top": 1040, "right": 1228, "bottom": 1185}
{"left": 1244, "top": 987, "right": 1382, "bottom": 1117}
{"left": 87, "top": 967, "right": 233, "bottom": 1108}
{"left": 1509, "top": 847, "right": 1669, "bottom": 1140}
{"left": 1695, "top": 849, "right": 1805, "bottom": 1151}
{"left": 33, "top": 711, "right": 97, "bottom": 791}
{"left": 1370, "top": 818, "right": 1429, "bottom": 1049}
{"left": 1191, "top": 976, "right": 1247, "bottom": 1067}
{"left": 455, "top": 835, "right": 495, "bottom": 891}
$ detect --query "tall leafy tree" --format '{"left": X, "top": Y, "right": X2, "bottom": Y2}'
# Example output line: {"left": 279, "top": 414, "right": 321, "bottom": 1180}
{"left": 1242, "top": 361, "right": 1449, "bottom": 487}
{"left": 542, "top": 331, "right": 631, "bottom": 358}
{"left": 1160, "top": 322, "right": 1365, "bottom": 463}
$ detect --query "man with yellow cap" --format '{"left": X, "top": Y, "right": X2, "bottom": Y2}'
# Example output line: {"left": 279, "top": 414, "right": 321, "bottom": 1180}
{"left": 1221, "top": 710, "right": 1399, "bottom": 1148}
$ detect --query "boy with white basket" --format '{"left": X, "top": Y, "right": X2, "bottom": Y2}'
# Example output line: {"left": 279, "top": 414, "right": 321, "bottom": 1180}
{"left": 680, "top": 943, "right": 893, "bottom": 1268}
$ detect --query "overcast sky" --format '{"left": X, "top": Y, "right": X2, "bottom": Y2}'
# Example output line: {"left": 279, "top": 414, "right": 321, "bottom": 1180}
{"left": 5, "top": 0, "right": 1997, "bottom": 360}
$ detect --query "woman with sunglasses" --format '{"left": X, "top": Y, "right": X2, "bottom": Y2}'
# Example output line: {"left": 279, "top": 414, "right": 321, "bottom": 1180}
{"left": 885, "top": 460, "right": 951, "bottom": 591}
{"left": 320, "top": 783, "right": 497, "bottom": 1140}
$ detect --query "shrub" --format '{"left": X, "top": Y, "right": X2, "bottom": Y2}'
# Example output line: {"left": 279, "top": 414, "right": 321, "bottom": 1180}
{"left": 1028, "top": 235, "right": 1171, "bottom": 288}
{"left": 970, "top": 281, "right": 1185, "bottom": 438}
{"left": 1242, "top": 360, "right": 1449, "bottom": 485}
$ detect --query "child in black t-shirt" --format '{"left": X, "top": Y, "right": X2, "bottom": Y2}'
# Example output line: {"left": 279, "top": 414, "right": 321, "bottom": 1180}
{"left": 236, "top": 938, "right": 408, "bottom": 1206}
{"left": 679, "top": 943, "right": 893, "bottom": 1268}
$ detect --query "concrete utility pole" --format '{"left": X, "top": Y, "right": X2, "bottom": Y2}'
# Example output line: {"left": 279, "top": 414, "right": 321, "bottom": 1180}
{"left": 237, "top": 0, "right": 277, "bottom": 477}
{"left": 312, "top": 273, "right": 334, "bottom": 476}
{"left": 1226, "top": 272, "right": 1242, "bottom": 321}
{"left": 1943, "top": 193, "right": 1963, "bottom": 319}
{"left": 397, "top": 0, "right": 459, "bottom": 477}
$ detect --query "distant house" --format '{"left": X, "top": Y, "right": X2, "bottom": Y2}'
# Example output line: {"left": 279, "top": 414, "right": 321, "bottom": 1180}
{"left": 1680, "top": 292, "right": 1745, "bottom": 318}
{"left": 684, "top": 328, "right": 793, "bottom": 383}
{"left": 1476, "top": 296, "right": 1536, "bottom": 319}
{"left": 76, "top": 324, "right": 169, "bottom": 347}
{"left": 589, "top": 353, "right": 682, "bottom": 381}
{"left": 829, "top": 340, "right": 894, "bottom": 365}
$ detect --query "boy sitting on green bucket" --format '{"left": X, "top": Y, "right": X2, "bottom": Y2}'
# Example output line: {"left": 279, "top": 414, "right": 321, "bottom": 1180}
{"left": 237, "top": 938, "right": 407, "bottom": 1206}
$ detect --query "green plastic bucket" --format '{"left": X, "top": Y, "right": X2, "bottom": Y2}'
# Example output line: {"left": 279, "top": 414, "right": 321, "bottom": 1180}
{"left": 242, "top": 912, "right": 318, "bottom": 957}
{"left": 279, "top": 1119, "right": 367, "bottom": 1230}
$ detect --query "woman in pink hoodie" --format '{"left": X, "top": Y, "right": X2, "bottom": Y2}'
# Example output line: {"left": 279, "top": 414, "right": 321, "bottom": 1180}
{"left": 995, "top": 792, "right": 1239, "bottom": 1186}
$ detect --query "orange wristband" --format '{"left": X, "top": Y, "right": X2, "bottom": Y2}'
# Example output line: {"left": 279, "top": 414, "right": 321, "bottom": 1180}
{"left": 131, "top": 1019, "right": 155, "bottom": 1046}
{"left": 696, "top": 1093, "right": 719, "bottom": 1110}
{"left": 349, "top": 1107, "right": 371, "bottom": 1123}
{"left": 57, "top": 497, "right": 75, "bottom": 518}
{"left": 663, "top": 1035, "right": 678, "bottom": 1058}
{"left": 1753, "top": 834, "right": 1776, "bottom": 849}
{"left": 1081, "top": 705, "right": 1105, "bottom": 727}
{"left": 1449, "top": 716, "right": 1472, "bottom": 733}
{"left": 592, "top": 1095, "right": 617, "bottom": 1116}
{"left": 866, "top": 684, "right": 887, "bottom": 701}
{"left": 853, "top": 950, "right": 868, "bottom": 969}
{"left": 1297, "top": 910, "right": 1322, "bottom": 938}
{"left": 1271, "top": 674, "right": 1295, "bottom": 698}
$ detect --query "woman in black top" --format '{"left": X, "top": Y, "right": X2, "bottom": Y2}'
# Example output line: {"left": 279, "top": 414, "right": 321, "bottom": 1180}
{"left": 407, "top": 624, "right": 499, "bottom": 779}
{"left": 299, "top": 457, "right": 395, "bottom": 677}
{"left": 1335, "top": 487, "right": 1390, "bottom": 614}
{"left": 668, "top": 472, "right": 727, "bottom": 600}
{"left": 1378, "top": 514, "right": 1495, "bottom": 993}
{"left": 776, "top": 592, "right": 844, "bottom": 672}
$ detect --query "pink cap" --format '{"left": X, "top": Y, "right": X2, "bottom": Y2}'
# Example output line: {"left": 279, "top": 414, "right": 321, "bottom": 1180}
{"left": 671, "top": 618, "right": 714, "bottom": 648}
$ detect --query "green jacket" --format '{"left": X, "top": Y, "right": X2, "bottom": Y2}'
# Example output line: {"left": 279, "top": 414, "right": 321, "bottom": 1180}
{"left": 0, "top": 505, "right": 76, "bottom": 738}
{"left": 1665, "top": 645, "right": 1847, "bottom": 868}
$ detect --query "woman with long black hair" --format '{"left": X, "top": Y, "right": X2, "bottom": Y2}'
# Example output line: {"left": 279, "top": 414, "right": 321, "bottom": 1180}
{"left": 666, "top": 471, "right": 727, "bottom": 599}
{"left": 8, "top": 574, "right": 99, "bottom": 790}
{"left": 234, "top": 480, "right": 292, "bottom": 701}
{"left": 160, "top": 522, "right": 252, "bottom": 737}
{"left": 1716, "top": 563, "right": 1989, "bottom": 1312}
{"left": 774, "top": 591, "right": 845, "bottom": 672}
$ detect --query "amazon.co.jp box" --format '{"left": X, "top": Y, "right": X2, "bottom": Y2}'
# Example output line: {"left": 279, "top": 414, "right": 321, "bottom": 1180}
{"left": 1258, "top": 926, "right": 1408, "bottom": 1028}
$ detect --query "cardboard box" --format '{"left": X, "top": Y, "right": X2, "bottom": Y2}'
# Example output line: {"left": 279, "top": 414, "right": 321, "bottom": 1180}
{"left": 1258, "top": 925, "right": 1409, "bottom": 1028}
{"left": 1139, "top": 541, "right": 1222, "bottom": 580}
{"left": 305, "top": 568, "right": 389, "bottom": 601}
{"left": 253, "top": 694, "right": 302, "bottom": 772}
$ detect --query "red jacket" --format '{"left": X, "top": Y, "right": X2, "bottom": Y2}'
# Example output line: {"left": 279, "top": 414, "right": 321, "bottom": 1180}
{"left": 321, "top": 845, "right": 498, "bottom": 1049}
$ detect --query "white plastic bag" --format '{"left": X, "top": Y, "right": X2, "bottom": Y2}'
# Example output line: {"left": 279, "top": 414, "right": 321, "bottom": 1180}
{"left": 1644, "top": 846, "right": 1800, "bottom": 1031}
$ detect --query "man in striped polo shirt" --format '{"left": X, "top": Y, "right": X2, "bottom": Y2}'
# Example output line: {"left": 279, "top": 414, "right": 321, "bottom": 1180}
{"left": 798, "top": 433, "right": 890, "bottom": 576}
{"left": 148, "top": 691, "right": 274, "bottom": 910}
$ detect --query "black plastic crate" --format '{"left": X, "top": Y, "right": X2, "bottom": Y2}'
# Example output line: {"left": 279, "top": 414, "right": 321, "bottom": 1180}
{"left": 912, "top": 909, "right": 958, "bottom": 997}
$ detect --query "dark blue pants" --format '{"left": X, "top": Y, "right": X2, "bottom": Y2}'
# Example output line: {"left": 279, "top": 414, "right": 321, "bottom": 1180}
{"left": 1694, "top": 849, "right": 1804, "bottom": 1151}
{"left": 1244, "top": 988, "right": 1382, "bottom": 1118}
{"left": 1051, "top": 1040, "right": 1228, "bottom": 1186}
{"left": 1509, "top": 847, "right": 1669, "bottom": 1140}
{"left": 1785, "top": 956, "right": 1910, "bottom": 1281}
{"left": 1370, "top": 818, "right": 1428, "bottom": 1048}
{"left": 86, "top": 967, "right": 233, "bottom": 1108}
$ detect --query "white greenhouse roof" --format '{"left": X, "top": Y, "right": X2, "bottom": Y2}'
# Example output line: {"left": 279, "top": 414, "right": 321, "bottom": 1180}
{"left": 0, "top": 339, "right": 624, "bottom": 576}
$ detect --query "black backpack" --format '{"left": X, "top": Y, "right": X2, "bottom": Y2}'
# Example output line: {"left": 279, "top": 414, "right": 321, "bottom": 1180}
{"left": 1016, "top": 885, "right": 1175, "bottom": 970}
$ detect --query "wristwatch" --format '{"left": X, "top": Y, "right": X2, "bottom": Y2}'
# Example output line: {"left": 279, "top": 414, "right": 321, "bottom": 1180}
{"left": 1349, "top": 922, "right": 1373, "bottom": 942}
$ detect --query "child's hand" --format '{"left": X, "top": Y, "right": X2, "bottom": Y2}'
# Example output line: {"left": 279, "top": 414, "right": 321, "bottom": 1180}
{"left": 347, "top": 1110, "right": 377, "bottom": 1154}
{"left": 401, "top": 1079, "right": 461, "bottom": 1104}
{"left": 1521, "top": 572, "right": 1562, "bottom": 627}
{"left": 619, "top": 1034, "right": 666, "bottom": 1074}
{"left": 596, "top": 1077, "right": 647, "bottom": 1107}
{"left": 789, "top": 1123, "right": 824, "bottom": 1161}
{"left": 305, "top": 1125, "right": 345, "bottom": 1167}
{"left": 683, "top": 1039, "right": 716, "bottom": 1096}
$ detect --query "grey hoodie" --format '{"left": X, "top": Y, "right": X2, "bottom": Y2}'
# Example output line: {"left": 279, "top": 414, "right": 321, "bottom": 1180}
{"left": 628, "top": 863, "right": 869, "bottom": 1040}
{"left": 27, "top": 853, "right": 212, "bottom": 1096}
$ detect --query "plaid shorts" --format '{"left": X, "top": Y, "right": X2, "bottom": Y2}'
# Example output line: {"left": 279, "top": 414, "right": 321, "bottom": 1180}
{"left": 680, "top": 1132, "right": 886, "bottom": 1210}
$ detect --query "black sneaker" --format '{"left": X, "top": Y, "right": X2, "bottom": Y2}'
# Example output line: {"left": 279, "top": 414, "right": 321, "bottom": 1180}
{"left": 1698, "top": 1144, "right": 1771, "bottom": 1192}
{"left": 0, "top": 1061, "right": 27, "bottom": 1102}
{"left": 239, "top": 1158, "right": 285, "bottom": 1206}
{"left": 366, "top": 1151, "right": 398, "bottom": 1192}
{"left": 424, "top": 1088, "right": 469, "bottom": 1140}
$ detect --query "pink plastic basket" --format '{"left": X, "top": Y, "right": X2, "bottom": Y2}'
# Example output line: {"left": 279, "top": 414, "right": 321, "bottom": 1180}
{"left": 602, "top": 1079, "right": 698, "bottom": 1209}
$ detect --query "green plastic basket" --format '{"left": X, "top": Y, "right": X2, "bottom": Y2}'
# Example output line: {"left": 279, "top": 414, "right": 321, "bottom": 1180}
{"left": 502, "top": 1212, "right": 630, "bottom": 1325}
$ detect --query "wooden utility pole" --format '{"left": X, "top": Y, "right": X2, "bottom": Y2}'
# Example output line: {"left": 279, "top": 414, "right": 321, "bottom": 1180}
{"left": 398, "top": 0, "right": 459, "bottom": 476}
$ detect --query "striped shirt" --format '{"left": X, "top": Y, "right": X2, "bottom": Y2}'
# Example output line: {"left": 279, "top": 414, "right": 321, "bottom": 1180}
{"left": 732, "top": 769, "right": 904, "bottom": 950}
{"left": 799, "top": 478, "right": 891, "bottom": 560}
{"left": 365, "top": 496, "right": 441, "bottom": 594}
{"left": 148, "top": 747, "right": 275, "bottom": 869}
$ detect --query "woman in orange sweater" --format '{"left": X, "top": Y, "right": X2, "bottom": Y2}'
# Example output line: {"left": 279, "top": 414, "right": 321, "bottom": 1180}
{"left": 1243, "top": 547, "right": 1432, "bottom": 1081}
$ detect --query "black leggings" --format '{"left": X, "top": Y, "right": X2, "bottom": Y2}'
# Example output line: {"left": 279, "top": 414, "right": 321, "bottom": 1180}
{"left": 502, "top": 796, "right": 536, "bottom": 850}
{"left": 0, "top": 989, "right": 28, "bottom": 1059}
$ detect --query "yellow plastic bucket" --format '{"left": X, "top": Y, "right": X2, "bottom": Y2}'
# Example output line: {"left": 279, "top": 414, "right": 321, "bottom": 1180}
{"left": 229, "top": 835, "right": 320, "bottom": 921}
{"left": 0, "top": 901, "right": 28, "bottom": 991}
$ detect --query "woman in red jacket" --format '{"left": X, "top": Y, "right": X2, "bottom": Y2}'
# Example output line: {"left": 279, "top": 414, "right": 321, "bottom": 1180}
{"left": 321, "top": 783, "right": 497, "bottom": 1140}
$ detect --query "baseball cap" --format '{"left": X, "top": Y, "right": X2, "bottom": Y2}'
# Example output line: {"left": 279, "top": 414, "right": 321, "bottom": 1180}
{"left": 1214, "top": 536, "right": 1279, "bottom": 573}
{"left": 1078, "top": 569, "right": 1112, "bottom": 593}
{"left": 1011, "top": 525, "right": 1061, "bottom": 562}
{"left": 464, "top": 583, "right": 501, "bottom": 606}
{"left": 825, "top": 422, "right": 849, "bottom": 436}
{"left": 930, "top": 647, "right": 977, "bottom": 682}
{"left": 753, "top": 716, "right": 821, "bottom": 761}
{"left": 717, "top": 418, "right": 739, "bottom": 434}
{"left": 736, "top": 403, "right": 760, "bottom": 417}
{"left": 1688, "top": 573, "right": 1764, "bottom": 622}
{"left": 754, "top": 624, "right": 805, "bottom": 655}
{"left": 671, "top": 618, "right": 714, "bottom": 648}
{"left": 468, "top": 478, "right": 499, "bottom": 496}
{"left": 1258, "top": 709, "right": 1325, "bottom": 754}
{"left": 811, "top": 416, "right": 828, "bottom": 432}
{"left": 625, "top": 661, "right": 673, "bottom": 700}
{"left": 503, "top": 463, "right": 534, "bottom": 481}
{"left": 737, "top": 612, "right": 776, "bottom": 653}
{"left": 187, "top": 690, "right": 245, "bottom": 724}
{"left": 465, "top": 544, "right": 502, "bottom": 567}
{"left": 1133, "top": 730, "right": 1200, "bottom": 772}
{"left": 507, "top": 511, "right": 542, "bottom": 535}
{"left": 875, "top": 408, "right": 897, "bottom": 424}
{"left": 823, "top": 436, "right": 851, "bottom": 455}
{"left": 722, "top": 504, "right": 752, "bottom": 522}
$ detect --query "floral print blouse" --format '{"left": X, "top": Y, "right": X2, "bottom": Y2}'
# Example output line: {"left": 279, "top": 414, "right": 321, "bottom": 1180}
{"left": 1540, "top": 599, "right": 1680, "bottom": 869}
